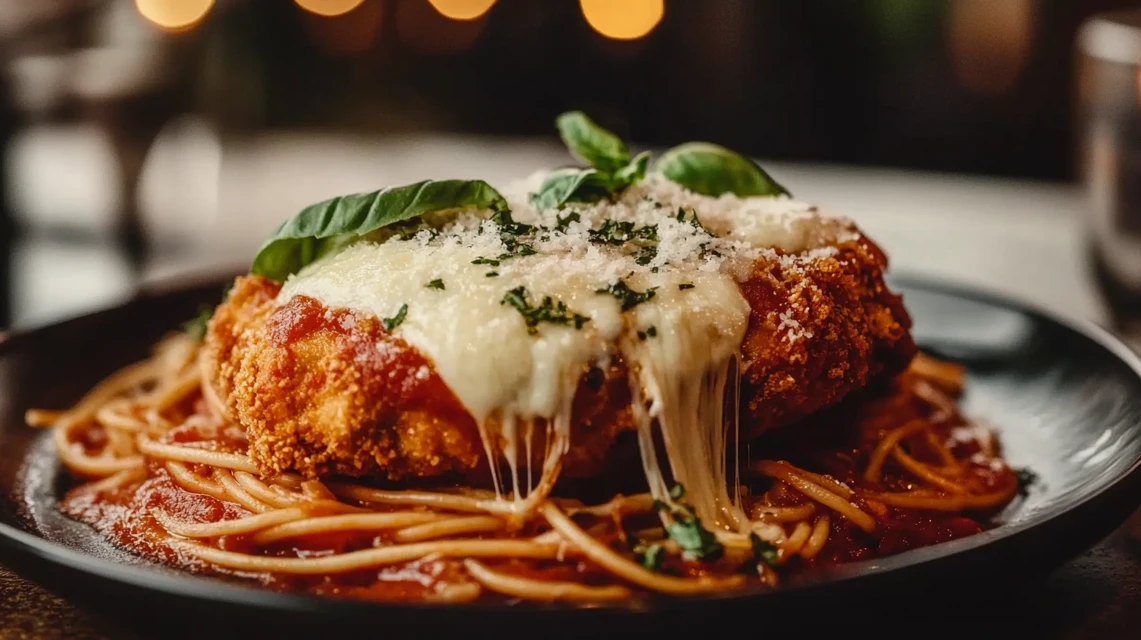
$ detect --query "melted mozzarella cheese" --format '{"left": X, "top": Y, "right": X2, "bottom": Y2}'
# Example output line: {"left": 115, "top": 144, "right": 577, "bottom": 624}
{"left": 277, "top": 174, "right": 853, "bottom": 531}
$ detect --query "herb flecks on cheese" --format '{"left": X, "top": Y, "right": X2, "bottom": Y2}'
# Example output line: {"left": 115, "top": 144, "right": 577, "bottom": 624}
{"left": 275, "top": 172, "right": 855, "bottom": 534}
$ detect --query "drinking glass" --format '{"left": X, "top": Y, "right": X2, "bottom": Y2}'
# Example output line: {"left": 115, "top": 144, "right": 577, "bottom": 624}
{"left": 1078, "top": 9, "right": 1141, "bottom": 345}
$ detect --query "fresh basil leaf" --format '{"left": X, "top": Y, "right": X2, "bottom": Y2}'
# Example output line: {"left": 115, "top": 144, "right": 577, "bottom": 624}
{"left": 666, "top": 517, "right": 723, "bottom": 562}
{"left": 529, "top": 168, "right": 614, "bottom": 211}
{"left": 656, "top": 142, "right": 790, "bottom": 198}
{"left": 251, "top": 179, "right": 508, "bottom": 282}
{"left": 612, "top": 150, "right": 651, "bottom": 186}
{"left": 652, "top": 482, "right": 723, "bottom": 562}
{"left": 556, "top": 111, "right": 630, "bottom": 173}
{"left": 530, "top": 150, "right": 652, "bottom": 211}
{"left": 533, "top": 114, "right": 650, "bottom": 209}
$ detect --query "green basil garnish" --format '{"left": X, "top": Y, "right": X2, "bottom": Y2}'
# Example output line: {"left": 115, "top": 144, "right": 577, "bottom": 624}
{"left": 536, "top": 111, "right": 787, "bottom": 209}
{"left": 251, "top": 179, "right": 508, "bottom": 282}
{"left": 655, "top": 142, "right": 790, "bottom": 198}
{"left": 555, "top": 111, "right": 630, "bottom": 173}
{"left": 613, "top": 150, "right": 651, "bottom": 185}
{"left": 531, "top": 113, "right": 652, "bottom": 210}
{"left": 530, "top": 168, "right": 615, "bottom": 211}
{"left": 530, "top": 153, "right": 650, "bottom": 211}
{"left": 652, "top": 483, "right": 724, "bottom": 562}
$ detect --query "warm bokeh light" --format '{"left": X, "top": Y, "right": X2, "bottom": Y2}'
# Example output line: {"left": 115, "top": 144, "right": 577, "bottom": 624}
{"left": 302, "top": 0, "right": 382, "bottom": 56}
{"left": 427, "top": 0, "right": 496, "bottom": 22}
{"left": 948, "top": 0, "right": 1034, "bottom": 96}
{"left": 579, "top": 0, "right": 663, "bottom": 41}
{"left": 134, "top": 0, "right": 213, "bottom": 31}
{"left": 398, "top": 0, "right": 487, "bottom": 54}
{"left": 294, "top": 0, "right": 366, "bottom": 18}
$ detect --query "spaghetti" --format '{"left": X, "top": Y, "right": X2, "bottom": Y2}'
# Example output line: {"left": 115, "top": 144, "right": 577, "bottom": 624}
{"left": 26, "top": 333, "right": 1024, "bottom": 604}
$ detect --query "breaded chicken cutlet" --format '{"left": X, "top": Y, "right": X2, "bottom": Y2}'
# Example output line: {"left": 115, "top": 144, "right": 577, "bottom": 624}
{"left": 203, "top": 173, "right": 915, "bottom": 484}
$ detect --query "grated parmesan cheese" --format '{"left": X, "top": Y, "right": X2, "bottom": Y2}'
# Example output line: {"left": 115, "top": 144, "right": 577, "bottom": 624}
{"left": 277, "top": 170, "right": 861, "bottom": 532}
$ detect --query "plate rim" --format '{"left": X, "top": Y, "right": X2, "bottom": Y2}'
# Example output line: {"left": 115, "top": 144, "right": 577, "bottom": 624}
{"left": 2, "top": 271, "right": 1141, "bottom": 618}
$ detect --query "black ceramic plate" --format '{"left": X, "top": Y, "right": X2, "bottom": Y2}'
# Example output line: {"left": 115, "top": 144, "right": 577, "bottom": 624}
{"left": 2, "top": 272, "right": 1141, "bottom": 637}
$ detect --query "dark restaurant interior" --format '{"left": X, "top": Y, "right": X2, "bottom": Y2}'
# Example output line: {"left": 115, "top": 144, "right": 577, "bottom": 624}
{"left": 1, "top": 0, "right": 1140, "bottom": 332}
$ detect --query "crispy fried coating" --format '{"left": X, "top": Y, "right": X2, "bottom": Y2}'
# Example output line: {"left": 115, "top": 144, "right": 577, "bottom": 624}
{"left": 204, "top": 237, "right": 914, "bottom": 481}
{"left": 738, "top": 237, "right": 915, "bottom": 436}
{"left": 204, "top": 276, "right": 637, "bottom": 481}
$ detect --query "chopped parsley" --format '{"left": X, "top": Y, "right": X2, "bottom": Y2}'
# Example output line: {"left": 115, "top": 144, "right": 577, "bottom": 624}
{"left": 555, "top": 211, "right": 580, "bottom": 231}
{"left": 652, "top": 483, "right": 724, "bottom": 562}
{"left": 675, "top": 208, "right": 721, "bottom": 260}
{"left": 678, "top": 283, "right": 695, "bottom": 290}
{"left": 490, "top": 208, "right": 534, "bottom": 237}
{"left": 584, "top": 219, "right": 660, "bottom": 267}
{"left": 381, "top": 303, "right": 408, "bottom": 332}
{"left": 634, "top": 244, "right": 657, "bottom": 266}
{"left": 675, "top": 207, "right": 708, "bottom": 232}
{"left": 677, "top": 208, "right": 719, "bottom": 258}
{"left": 589, "top": 219, "right": 630, "bottom": 245}
{"left": 425, "top": 278, "right": 445, "bottom": 290}
{"left": 635, "top": 224, "right": 659, "bottom": 242}
{"left": 485, "top": 271, "right": 499, "bottom": 277}
{"left": 1015, "top": 467, "right": 1039, "bottom": 498}
{"left": 589, "top": 219, "right": 658, "bottom": 245}
{"left": 472, "top": 257, "right": 501, "bottom": 267}
{"left": 499, "top": 243, "right": 538, "bottom": 259}
{"left": 397, "top": 224, "right": 439, "bottom": 242}
{"left": 489, "top": 209, "right": 538, "bottom": 256}
{"left": 637, "top": 326, "right": 657, "bottom": 341}
{"left": 501, "top": 286, "right": 590, "bottom": 335}
{"left": 596, "top": 279, "right": 658, "bottom": 311}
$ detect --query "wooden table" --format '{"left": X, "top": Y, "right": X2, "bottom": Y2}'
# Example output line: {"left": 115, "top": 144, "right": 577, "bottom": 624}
{"left": 3, "top": 132, "right": 1140, "bottom": 637}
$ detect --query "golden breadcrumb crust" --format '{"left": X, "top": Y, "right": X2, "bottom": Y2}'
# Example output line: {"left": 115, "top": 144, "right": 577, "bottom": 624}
{"left": 738, "top": 237, "right": 915, "bottom": 432}
{"left": 204, "top": 236, "right": 914, "bottom": 481}
{"left": 204, "top": 276, "right": 637, "bottom": 481}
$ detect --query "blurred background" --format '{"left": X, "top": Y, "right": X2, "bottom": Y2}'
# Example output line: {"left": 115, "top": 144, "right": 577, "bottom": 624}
{"left": 1, "top": 0, "right": 1140, "bottom": 334}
